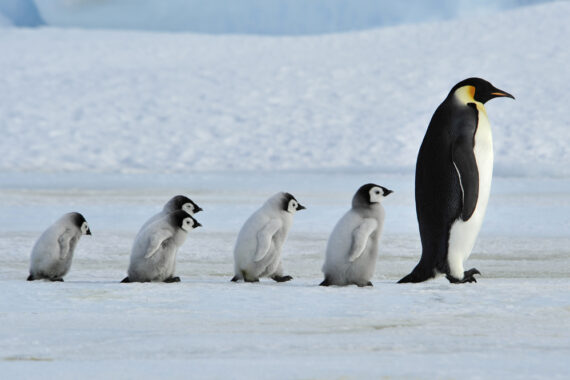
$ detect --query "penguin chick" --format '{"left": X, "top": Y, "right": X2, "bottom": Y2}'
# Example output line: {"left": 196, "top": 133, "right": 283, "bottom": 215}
{"left": 321, "top": 184, "right": 392, "bottom": 287}
{"left": 139, "top": 195, "right": 202, "bottom": 234}
{"left": 231, "top": 192, "right": 305, "bottom": 283}
{"left": 121, "top": 210, "right": 201, "bottom": 283}
{"left": 27, "top": 212, "right": 91, "bottom": 281}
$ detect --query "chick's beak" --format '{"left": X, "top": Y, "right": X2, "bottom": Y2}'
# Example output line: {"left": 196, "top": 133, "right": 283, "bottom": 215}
{"left": 86, "top": 228, "right": 92, "bottom": 235}
{"left": 297, "top": 204, "right": 306, "bottom": 211}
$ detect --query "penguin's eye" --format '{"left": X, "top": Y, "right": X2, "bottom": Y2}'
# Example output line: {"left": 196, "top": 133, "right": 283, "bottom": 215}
{"left": 375, "top": 190, "right": 380, "bottom": 195}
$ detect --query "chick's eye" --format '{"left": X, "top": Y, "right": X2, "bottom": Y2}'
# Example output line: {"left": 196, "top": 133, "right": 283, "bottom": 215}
{"left": 375, "top": 191, "right": 380, "bottom": 194}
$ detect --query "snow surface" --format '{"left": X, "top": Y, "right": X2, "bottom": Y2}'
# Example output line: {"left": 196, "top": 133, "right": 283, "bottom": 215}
{"left": 1, "top": 2, "right": 569, "bottom": 176}
{"left": 0, "top": 172, "right": 569, "bottom": 379}
{"left": 32, "top": 0, "right": 554, "bottom": 34}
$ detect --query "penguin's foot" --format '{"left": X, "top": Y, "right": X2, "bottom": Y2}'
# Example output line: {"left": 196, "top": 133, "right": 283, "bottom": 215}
{"left": 230, "top": 275, "right": 240, "bottom": 282}
{"left": 26, "top": 274, "right": 35, "bottom": 281}
{"left": 446, "top": 268, "right": 481, "bottom": 284}
{"left": 164, "top": 276, "right": 181, "bottom": 283}
{"left": 120, "top": 277, "right": 130, "bottom": 283}
{"left": 50, "top": 277, "right": 64, "bottom": 282}
{"left": 244, "top": 278, "right": 260, "bottom": 283}
{"left": 357, "top": 281, "right": 373, "bottom": 287}
{"left": 319, "top": 277, "right": 331, "bottom": 286}
{"left": 271, "top": 275, "right": 293, "bottom": 283}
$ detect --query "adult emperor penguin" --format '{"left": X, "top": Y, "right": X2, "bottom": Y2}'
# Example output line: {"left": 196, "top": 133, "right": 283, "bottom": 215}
{"left": 321, "top": 184, "right": 392, "bottom": 287}
{"left": 399, "top": 77, "right": 514, "bottom": 284}
{"left": 138, "top": 195, "right": 202, "bottom": 233}
{"left": 27, "top": 212, "right": 91, "bottom": 281}
{"left": 121, "top": 210, "right": 201, "bottom": 283}
{"left": 231, "top": 192, "right": 305, "bottom": 283}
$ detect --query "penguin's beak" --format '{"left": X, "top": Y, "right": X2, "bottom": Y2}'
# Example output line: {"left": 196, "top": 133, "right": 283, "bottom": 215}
{"left": 86, "top": 228, "right": 92, "bottom": 235}
{"left": 194, "top": 206, "right": 203, "bottom": 213}
{"left": 297, "top": 204, "right": 306, "bottom": 211}
{"left": 384, "top": 189, "right": 394, "bottom": 196}
{"left": 490, "top": 87, "right": 515, "bottom": 100}
{"left": 194, "top": 221, "right": 202, "bottom": 228}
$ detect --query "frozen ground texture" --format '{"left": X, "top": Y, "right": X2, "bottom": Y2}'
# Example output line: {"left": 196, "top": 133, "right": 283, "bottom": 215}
{"left": 0, "top": 172, "right": 569, "bottom": 379}
{"left": 0, "top": 2, "right": 569, "bottom": 176}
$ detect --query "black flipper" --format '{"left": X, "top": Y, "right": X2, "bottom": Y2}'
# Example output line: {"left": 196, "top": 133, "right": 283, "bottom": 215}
{"left": 27, "top": 274, "right": 35, "bottom": 281}
{"left": 120, "top": 277, "right": 130, "bottom": 283}
{"left": 271, "top": 275, "right": 293, "bottom": 283}
{"left": 452, "top": 106, "right": 479, "bottom": 221}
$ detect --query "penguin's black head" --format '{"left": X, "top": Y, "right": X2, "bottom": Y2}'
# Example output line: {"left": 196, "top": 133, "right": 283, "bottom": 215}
{"left": 167, "top": 195, "right": 203, "bottom": 215}
{"left": 282, "top": 192, "right": 306, "bottom": 214}
{"left": 169, "top": 210, "right": 201, "bottom": 232}
{"left": 70, "top": 212, "right": 91, "bottom": 235}
{"left": 352, "top": 183, "right": 393, "bottom": 208}
{"left": 450, "top": 77, "right": 514, "bottom": 104}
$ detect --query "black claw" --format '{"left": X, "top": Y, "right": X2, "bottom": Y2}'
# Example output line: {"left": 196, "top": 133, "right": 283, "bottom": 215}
{"left": 465, "top": 268, "right": 481, "bottom": 277}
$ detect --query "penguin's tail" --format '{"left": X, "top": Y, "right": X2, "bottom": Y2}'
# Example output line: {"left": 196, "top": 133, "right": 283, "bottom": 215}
{"left": 397, "top": 263, "right": 434, "bottom": 283}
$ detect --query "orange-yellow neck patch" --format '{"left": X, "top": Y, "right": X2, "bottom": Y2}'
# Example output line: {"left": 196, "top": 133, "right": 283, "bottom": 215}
{"left": 454, "top": 85, "right": 476, "bottom": 104}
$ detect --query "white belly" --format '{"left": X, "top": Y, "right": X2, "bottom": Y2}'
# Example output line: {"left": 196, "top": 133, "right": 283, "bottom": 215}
{"left": 447, "top": 109, "right": 493, "bottom": 279}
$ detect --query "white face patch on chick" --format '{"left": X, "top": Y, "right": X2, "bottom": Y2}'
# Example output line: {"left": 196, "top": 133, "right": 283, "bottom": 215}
{"left": 369, "top": 186, "right": 386, "bottom": 203}
{"left": 80, "top": 221, "right": 91, "bottom": 235}
{"left": 181, "top": 217, "right": 200, "bottom": 232}
{"left": 287, "top": 198, "right": 306, "bottom": 214}
{"left": 182, "top": 202, "right": 195, "bottom": 215}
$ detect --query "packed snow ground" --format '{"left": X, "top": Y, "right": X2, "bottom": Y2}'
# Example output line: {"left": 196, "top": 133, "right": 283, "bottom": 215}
{"left": 0, "top": 172, "right": 569, "bottom": 379}
{"left": 1, "top": 2, "right": 569, "bottom": 176}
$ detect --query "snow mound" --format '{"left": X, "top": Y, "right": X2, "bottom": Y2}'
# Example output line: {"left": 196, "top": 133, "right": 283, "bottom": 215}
{"left": 0, "top": 2, "right": 569, "bottom": 176}
{"left": 0, "top": 0, "right": 43, "bottom": 27}
{"left": 33, "top": 0, "right": 553, "bottom": 34}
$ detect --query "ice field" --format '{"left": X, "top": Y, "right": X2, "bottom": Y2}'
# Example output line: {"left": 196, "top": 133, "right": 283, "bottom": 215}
{"left": 0, "top": 172, "right": 569, "bottom": 379}
{"left": 1, "top": 0, "right": 570, "bottom": 378}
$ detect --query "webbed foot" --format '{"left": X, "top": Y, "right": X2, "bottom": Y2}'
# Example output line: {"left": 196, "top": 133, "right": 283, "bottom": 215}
{"left": 271, "top": 275, "right": 293, "bottom": 283}
{"left": 164, "top": 276, "right": 181, "bottom": 283}
{"left": 446, "top": 268, "right": 481, "bottom": 284}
